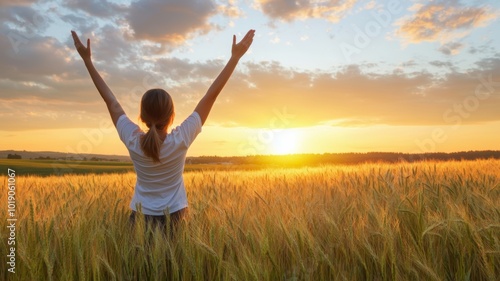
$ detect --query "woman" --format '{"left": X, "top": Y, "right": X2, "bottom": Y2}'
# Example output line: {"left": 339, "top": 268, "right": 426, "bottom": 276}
{"left": 71, "top": 29, "right": 255, "bottom": 232}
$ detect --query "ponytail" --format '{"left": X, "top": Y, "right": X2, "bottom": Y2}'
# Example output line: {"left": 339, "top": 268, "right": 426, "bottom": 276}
{"left": 140, "top": 124, "right": 163, "bottom": 163}
{"left": 139, "top": 88, "right": 174, "bottom": 163}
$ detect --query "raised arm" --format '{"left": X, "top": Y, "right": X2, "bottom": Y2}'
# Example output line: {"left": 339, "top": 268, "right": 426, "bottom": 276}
{"left": 194, "top": 29, "right": 255, "bottom": 125}
{"left": 71, "top": 31, "right": 125, "bottom": 126}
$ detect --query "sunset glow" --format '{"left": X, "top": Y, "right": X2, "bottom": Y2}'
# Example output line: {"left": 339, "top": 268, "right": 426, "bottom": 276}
{"left": 269, "top": 129, "right": 301, "bottom": 155}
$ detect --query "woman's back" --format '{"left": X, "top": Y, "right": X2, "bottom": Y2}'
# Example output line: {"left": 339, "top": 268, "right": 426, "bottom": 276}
{"left": 117, "top": 111, "right": 202, "bottom": 216}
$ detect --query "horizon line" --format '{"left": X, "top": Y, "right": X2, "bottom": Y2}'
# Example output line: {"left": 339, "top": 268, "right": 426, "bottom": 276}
{"left": 3, "top": 149, "right": 500, "bottom": 159}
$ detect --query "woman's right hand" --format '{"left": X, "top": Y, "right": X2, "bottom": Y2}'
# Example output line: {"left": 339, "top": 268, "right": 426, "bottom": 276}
{"left": 71, "top": 30, "right": 92, "bottom": 63}
{"left": 231, "top": 29, "right": 255, "bottom": 60}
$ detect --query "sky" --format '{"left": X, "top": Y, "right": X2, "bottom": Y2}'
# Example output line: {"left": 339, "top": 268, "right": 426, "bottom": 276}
{"left": 1, "top": 0, "right": 500, "bottom": 157}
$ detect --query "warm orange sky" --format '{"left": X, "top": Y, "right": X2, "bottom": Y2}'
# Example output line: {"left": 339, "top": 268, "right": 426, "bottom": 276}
{"left": 1, "top": 0, "right": 500, "bottom": 156}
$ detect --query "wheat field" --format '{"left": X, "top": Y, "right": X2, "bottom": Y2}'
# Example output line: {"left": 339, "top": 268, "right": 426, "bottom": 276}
{"left": 1, "top": 159, "right": 499, "bottom": 280}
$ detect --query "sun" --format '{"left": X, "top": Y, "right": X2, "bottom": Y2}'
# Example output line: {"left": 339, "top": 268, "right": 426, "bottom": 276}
{"left": 269, "top": 129, "right": 301, "bottom": 155}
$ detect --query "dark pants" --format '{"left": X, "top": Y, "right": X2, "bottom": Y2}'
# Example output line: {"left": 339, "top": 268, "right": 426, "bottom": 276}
{"left": 129, "top": 208, "right": 187, "bottom": 237}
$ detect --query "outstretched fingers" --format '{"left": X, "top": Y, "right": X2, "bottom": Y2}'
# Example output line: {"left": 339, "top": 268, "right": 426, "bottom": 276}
{"left": 71, "top": 30, "right": 91, "bottom": 60}
{"left": 233, "top": 30, "right": 255, "bottom": 46}
{"left": 239, "top": 31, "right": 255, "bottom": 52}
{"left": 240, "top": 29, "right": 255, "bottom": 44}
{"left": 71, "top": 30, "right": 82, "bottom": 46}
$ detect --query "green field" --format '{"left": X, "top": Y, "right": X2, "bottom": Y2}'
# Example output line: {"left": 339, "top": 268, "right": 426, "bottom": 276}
{"left": 0, "top": 159, "right": 269, "bottom": 176}
{"left": 1, "top": 159, "right": 499, "bottom": 280}
{"left": 0, "top": 159, "right": 135, "bottom": 176}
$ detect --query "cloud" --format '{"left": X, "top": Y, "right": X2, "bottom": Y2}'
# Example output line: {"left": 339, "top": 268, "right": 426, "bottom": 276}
{"left": 0, "top": 24, "right": 72, "bottom": 84}
{"left": 60, "top": 13, "right": 100, "bottom": 35}
{"left": 0, "top": 22, "right": 168, "bottom": 131}
{"left": 81, "top": 25, "right": 137, "bottom": 65}
{"left": 218, "top": 0, "right": 243, "bottom": 18}
{"left": 154, "top": 57, "right": 224, "bottom": 83}
{"left": 253, "top": 0, "right": 358, "bottom": 22}
{"left": 201, "top": 60, "right": 500, "bottom": 128}
{"left": 438, "top": 41, "right": 463, "bottom": 55}
{"left": 0, "top": 0, "right": 38, "bottom": 6}
{"left": 127, "top": 0, "right": 218, "bottom": 45}
{"left": 429, "top": 60, "right": 454, "bottom": 68}
{"left": 0, "top": 20, "right": 225, "bottom": 131}
{"left": 0, "top": 5, "right": 51, "bottom": 35}
{"left": 398, "top": 0, "right": 496, "bottom": 45}
{"left": 2, "top": 54, "right": 500, "bottom": 131}
{"left": 63, "top": 0, "right": 127, "bottom": 18}
{"left": 468, "top": 41, "right": 495, "bottom": 55}
{"left": 401, "top": 60, "right": 417, "bottom": 67}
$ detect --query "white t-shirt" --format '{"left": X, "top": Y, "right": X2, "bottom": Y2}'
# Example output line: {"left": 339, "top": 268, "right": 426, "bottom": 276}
{"left": 116, "top": 111, "right": 202, "bottom": 215}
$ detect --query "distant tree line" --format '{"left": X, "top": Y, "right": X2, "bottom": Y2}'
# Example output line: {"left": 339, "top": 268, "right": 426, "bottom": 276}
{"left": 30, "top": 156, "right": 120, "bottom": 161}
{"left": 7, "top": 153, "right": 22, "bottom": 159}
{"left": 7, "top": 151, "right": 500, "bottom": 166}
{"left": 186, "top": 151, "right": 500, "bottom": 167}
{"left": 5, "top": 154, "right": 120, "bottom": 161}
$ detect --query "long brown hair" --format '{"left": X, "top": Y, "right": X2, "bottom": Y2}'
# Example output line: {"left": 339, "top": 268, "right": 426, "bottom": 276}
{"left": 139, "top": 89, "right": 174, "bottom": 162}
